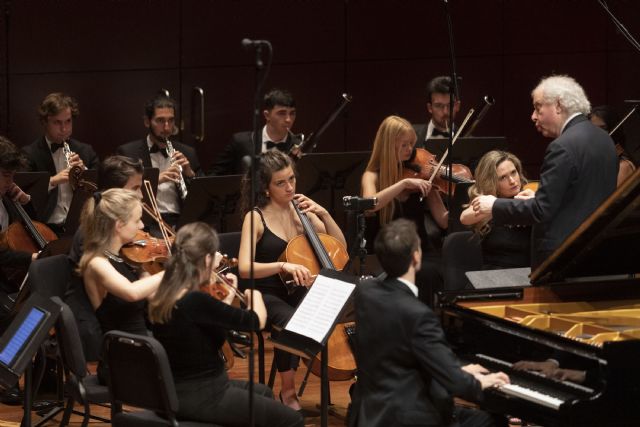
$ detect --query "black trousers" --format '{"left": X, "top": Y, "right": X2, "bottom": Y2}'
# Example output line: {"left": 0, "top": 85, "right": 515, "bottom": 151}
{"left": 175, "top": 375, "right": 304, "bottom": 427}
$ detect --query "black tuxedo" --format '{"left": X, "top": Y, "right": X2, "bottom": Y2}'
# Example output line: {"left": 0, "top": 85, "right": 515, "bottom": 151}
{"left": 351, "top": 277, "right": 484, "bottom": 427}
{"left": 116, "top": 138, "right": 201, "bottom": 175}
{"left": 22, "top": 137, "right": 99, "bottom": 222}
{"left": 492, "top": 115, "right": 618, "bottom": 267}
{"left": 209, "top": 131, "right": 299, "bottom": 176}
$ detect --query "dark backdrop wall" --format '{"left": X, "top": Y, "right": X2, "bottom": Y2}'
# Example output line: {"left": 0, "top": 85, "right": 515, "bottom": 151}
{"left": 1, "top": 0, "right": 638, "bottom": 178}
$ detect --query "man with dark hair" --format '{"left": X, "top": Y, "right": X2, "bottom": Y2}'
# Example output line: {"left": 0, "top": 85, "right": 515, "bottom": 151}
{"left": 22, "top": 92, "right": 99, "bottom": 235}
{"left": 209, "top": 88, "right": 301, "bottom": 176}
{"left": 97, "top": 155, "right": 144, "bottom": 193}
{"left": 414, "top": 76, "right": 461, "bottom": 146}
{"left": 116, "top": 95, "right": 201, "bottom": 229}
{"left": 351, "top": 218, "right": 509, "bottom": 427}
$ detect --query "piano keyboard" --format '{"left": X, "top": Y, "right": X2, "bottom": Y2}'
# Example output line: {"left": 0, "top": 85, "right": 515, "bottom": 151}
{"left": 467, "top": 353, "right": 595, "bottom": 411}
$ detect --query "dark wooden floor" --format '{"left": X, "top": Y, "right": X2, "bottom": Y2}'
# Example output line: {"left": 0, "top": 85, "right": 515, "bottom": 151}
{"left": 0, "top": 333, "right": 354, "bottom": 427}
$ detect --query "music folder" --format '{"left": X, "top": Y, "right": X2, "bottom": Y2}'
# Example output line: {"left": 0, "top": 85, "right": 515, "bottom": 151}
{"left": 270, "top": 268, "right": 357, "bottom": 359}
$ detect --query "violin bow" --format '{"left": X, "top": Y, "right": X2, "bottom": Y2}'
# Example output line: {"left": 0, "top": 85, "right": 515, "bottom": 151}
{"left": 427, "top": 108, "right": 475, "bottom": 187}
{"left": 609, "top": 104, "right": 638, "bottom": 136}
{"left": 143, "top": 179, "right": 173, "bottom": 256}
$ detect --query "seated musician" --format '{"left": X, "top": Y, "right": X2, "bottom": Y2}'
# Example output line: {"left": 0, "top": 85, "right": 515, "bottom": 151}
{"left": 22, "top": 92, "right": 100, "bottom": 236}
{"left": 77, "top": 188, "right": 163, "bottom": 382}
{"left": 0, "top": 136, "right": 40, "bottom": 312}
{"left": 148, "top": 222, "right": 303, "bottom": 427}
{"left": 361, "top": 115, "right": 448, "bottom": 306}
{"left": 460, "top": 150, "right": 534, "bottom": 269}
{"left": 589, "top": 105, "right": 636, "bottom": 186}
{"left": 238, "top": 149, "right": 346, "bottom": 412}
{"left": 209, "top": 89, "right": 300, "bottom": 176}
{"left": 349, "top": 218, "right": 509, "bottom": 427}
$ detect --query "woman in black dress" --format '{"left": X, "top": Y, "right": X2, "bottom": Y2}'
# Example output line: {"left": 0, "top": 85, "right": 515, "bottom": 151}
{"left": 148, "top": 222, "right": 303, "bottom": 427}
{"left": 238, "top": 149, "right": 346, "bottom": 411}
{"left": 460, "top": 150, "right": 534, "bottom": 269}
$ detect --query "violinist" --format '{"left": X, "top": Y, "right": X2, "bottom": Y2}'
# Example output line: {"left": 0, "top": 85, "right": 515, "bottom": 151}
{"left": 149, "top": 222, "right": 303, "bottom": 427}
{"left": 460, "top": 151, "right": 534, "bottom": 270}
{"left": 238, "top": 149, "right": 346, "bottom": 412}
{"left": 413, "top": 76, "right": 461, "bottom": 145}
{"left": 209, "top": 89, "right": 301, "bottom": 176}
{"left": 0, "top": 137, "right": 39, "bottom": 306}
{"left": 589, "top": 105, "right": 636, "bottom": 186}
{"left": 22, "top": 92, "right": 99, "bottom": 236}
{"left": 77, "top": 188, "right": 163, "bottom": 383}
{"left": 361, "top": 115, "right": 447, "bottom": 306}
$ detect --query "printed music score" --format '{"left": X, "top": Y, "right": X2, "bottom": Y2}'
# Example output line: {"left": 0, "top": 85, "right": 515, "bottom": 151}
{"left": 284, "top": 274, "right": 355, "bottom": 344}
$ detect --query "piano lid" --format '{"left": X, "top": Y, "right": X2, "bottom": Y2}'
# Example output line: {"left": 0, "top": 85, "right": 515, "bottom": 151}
{"left": 530, "top": 166, "right": 640, "bottom": 285}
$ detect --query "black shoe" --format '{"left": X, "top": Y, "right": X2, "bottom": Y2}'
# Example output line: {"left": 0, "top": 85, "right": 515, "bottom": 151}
{"left": 0, "top": 386, "right": 22, "bottom": 406}
{"left": 228, "top": 330, "right": 251, "bottom": 346}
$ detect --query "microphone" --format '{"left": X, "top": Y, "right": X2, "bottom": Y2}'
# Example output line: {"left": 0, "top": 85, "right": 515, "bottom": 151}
{"left": 241, "top": 38, "right": 270, "bottom": 49}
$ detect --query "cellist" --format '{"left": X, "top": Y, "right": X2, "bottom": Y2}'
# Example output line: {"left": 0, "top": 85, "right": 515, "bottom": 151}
{"left": 361, "top": 115, "right": 448, "bottom": 307}
{"left": 0, "top": 136, "right": 40, "bottom": 306}
{"left": 238, "top": 149, "right": 346, "bottom": 412}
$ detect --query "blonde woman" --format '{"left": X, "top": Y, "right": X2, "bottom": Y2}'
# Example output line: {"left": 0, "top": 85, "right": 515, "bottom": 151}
{"left": 460, "top": 150, "right": 533, "bottom": 268}
{"left": 361, "top": 115, "right": 447, "bottom": 305}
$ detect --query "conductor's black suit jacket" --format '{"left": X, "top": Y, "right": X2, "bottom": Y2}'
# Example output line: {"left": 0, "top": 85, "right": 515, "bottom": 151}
{"left": 351, "top": 277, "right": 482, "bottom": 427}
{"left": 492, "top": 114, "right": 617, "bottom": 267}
{"left": 22, "top": 137, "right": 99, "bottom": 222}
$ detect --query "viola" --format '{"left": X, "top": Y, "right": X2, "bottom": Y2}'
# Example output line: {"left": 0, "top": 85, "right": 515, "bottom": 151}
{"left": 120, "top": 230, "right": 171, "bottom": 274}
{"left": 402, "top": 148, "right": 473, "bottom": 195}
{"left": 278, "top": 199, "right": 356, "bottom": 380}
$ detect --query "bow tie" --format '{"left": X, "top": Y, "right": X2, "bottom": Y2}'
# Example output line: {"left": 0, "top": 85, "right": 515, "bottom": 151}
{"left": 430, "top": 128, "right": 450, "bottom": 138}
{"left": 266, "top": 140, "right": 289, "bottom": 151}
{"left": 149, "top": 144, "right": 168, "bottom": 158}
{"left": 50, "top": 142, "right": 64, "bottom": 153}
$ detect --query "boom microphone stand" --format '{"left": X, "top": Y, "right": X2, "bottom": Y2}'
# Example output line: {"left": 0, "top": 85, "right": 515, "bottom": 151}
{"left": 242, "top": 37, "right": 272, "bottom": 427}
{"left": 443, "top": 0, "right": 460, "bottom": 212}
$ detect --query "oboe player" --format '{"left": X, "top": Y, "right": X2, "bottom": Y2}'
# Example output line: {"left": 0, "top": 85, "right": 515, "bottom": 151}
{"left": 117, "top": 94, "right": 201, "bottom": 234}
{"left": 22, "top": 92, "right": 99, "bottom": 236}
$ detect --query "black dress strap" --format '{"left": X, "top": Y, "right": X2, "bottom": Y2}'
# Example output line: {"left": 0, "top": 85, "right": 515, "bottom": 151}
{"left": 253, "top": 208, "right": 267, "bottom": 228}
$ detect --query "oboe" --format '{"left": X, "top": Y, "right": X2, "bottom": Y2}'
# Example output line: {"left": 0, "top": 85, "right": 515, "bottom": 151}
{"left": 164, "top": 138, "right": 188, "bottom": 200}
{"left": 62, "top": 141, "right": 87, "bottom": 170}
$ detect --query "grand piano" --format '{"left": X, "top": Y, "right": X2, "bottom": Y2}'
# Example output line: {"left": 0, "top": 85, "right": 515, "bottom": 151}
{"left": 440, "top": 167, "right": 640, "bottom": 426}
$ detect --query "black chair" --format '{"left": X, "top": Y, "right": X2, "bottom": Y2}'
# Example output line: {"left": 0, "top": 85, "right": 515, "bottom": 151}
{"left": 217, "top": 231, "right": 276, "bottom": 387}
{"left": 103, "top": 330, "right": 220, "bottom": 427}
{"left": 441, "top": 231, "right": 483, "bottom": 291}
{"left": 51, "top": 296, "right": 110, "bottom": 427}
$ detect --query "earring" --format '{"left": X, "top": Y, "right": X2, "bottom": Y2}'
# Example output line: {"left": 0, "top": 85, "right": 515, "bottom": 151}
{"left": 265, "top": 191, "right": 270, "bottom": 197}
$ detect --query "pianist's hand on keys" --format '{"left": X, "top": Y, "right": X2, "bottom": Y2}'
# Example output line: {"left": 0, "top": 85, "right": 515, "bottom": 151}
{"left": 462, "top": 363, "right": 510, "bottom": 389}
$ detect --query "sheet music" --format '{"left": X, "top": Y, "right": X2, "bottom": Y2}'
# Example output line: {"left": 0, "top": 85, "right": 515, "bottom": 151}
{"left": 284, "top": 274, "right": 355, "bottom": 344}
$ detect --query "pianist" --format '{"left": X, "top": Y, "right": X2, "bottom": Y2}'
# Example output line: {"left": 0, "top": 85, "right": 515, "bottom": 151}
{"left": 470, "top": 75, "right": 617, "bottom": 268}
{"left": 349, "top": 218, "right": 510, "bottom": 427}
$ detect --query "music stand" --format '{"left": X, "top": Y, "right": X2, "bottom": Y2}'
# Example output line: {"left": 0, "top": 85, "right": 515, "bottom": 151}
{"left": 62, "top": 169, "right": 98, "bottom": 237}
{"left": 14, "top": 172, "right": 50, "bottom": 222}
{"left": 176, "top": 175, "right": 244, "bottom": 232}
{"left": 0, "top": 293, "right": 62, "bottom": 427}
{"left": 423, "top": 136, "right": 507, "bottom": 172}
{"left": 296, "top": 151, "right": 370, "bottom": 230}
{"left": 270, "top": 269, "right": 357, "bottom": 427}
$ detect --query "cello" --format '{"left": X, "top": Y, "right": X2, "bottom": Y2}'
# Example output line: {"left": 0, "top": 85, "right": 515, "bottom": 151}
{"left": 278, "top": 200, "right": 356, "bottom": 380}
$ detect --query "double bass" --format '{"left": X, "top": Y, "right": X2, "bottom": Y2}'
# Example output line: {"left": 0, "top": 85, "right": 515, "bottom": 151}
{"left": 278, "top": 200, "right": 356, "bottom": 380}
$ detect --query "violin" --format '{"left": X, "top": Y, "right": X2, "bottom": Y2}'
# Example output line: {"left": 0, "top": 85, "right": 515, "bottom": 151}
{"left": 199, "top": 255, "right": 247, "bottom": 371}
{"left": 403, "top": 147, "right": 474, "bottom": 195}
{"left": 120, "top": 230, "right": 171, "bottom": 274}
{"left": 278, "top": 200, "right": 356, "bottom": 381}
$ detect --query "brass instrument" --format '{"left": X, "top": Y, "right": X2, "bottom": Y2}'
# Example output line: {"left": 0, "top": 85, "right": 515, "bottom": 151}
{"left": 463, "top": 95, "right": 495, "bottom": 137}
{"left": 164, "top": 138, "right": 188, "bottom": 200}
{"left": 289, "top": 92, "right": 352, "bottom": 159}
